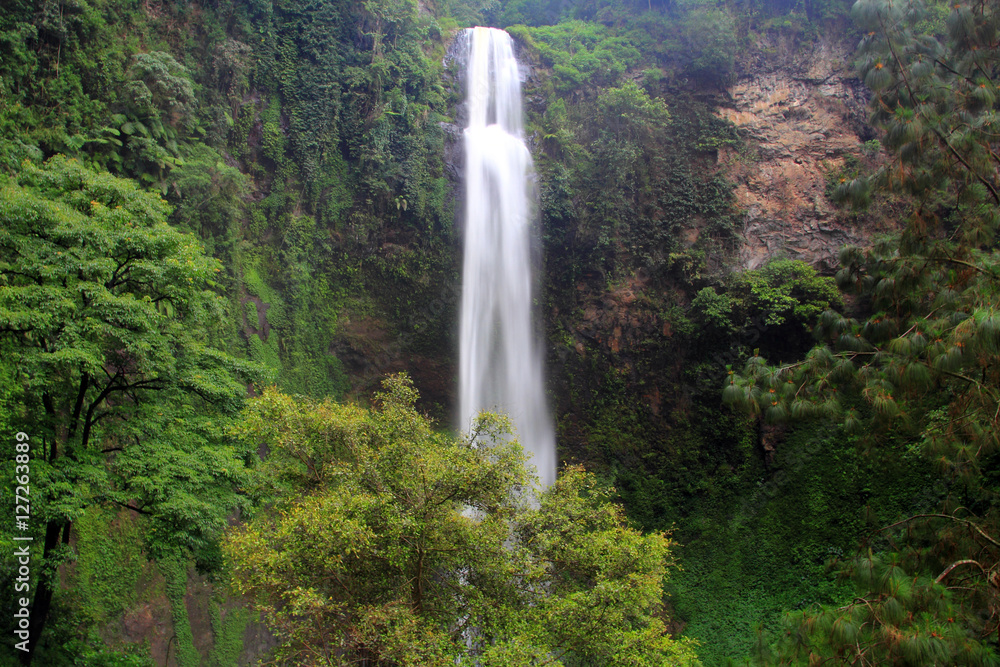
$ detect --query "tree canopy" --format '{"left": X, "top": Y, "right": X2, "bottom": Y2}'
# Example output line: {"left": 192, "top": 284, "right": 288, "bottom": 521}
{"left": 223, "top": 375, "right": 700, "bottom": 667}
{"left": 0, "top": 155, "right": 265, "bottom": 659}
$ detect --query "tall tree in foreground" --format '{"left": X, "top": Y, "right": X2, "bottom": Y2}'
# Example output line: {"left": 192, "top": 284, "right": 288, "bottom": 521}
{"left": 0, "top": 156, "right": 264, "bottom": 663}
{"left": 725, "top": 0, "right": 1000, "bottom": 663}
{"left": 223, "top": 375, "right": 700, "bottom": 666}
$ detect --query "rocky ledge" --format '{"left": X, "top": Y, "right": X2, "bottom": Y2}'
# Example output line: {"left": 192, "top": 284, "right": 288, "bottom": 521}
{"left": 718, "top": 31, "right": 878, "bottom": 273}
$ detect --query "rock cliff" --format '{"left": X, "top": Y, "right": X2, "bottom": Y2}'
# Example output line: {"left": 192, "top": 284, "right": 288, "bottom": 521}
{"left": 718, "top": 31, "right": 878, "bottom": 273}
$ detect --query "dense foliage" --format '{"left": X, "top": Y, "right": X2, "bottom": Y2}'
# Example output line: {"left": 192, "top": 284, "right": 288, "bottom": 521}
{"left": 3, "top": 0, "right": 964, "bottom": 663}
{"left": 224, "top": 376, "right": 700, "bottom": 666}
{"left": 0, "top": 156, "right": 264, "bottom": 661}
{"left": 727, "top": 0, "right": 1000, "bottom": 662}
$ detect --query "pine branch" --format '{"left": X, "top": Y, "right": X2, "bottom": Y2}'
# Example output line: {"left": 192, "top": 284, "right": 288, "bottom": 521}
{"left": 931, "top": 127, "right": 1000, "bottom": 206}
{"left": 935, "top": 558, "right": 986, "bottom": 583}
{"left": 879, "top": 513, "right": 1000, "bottom": 551}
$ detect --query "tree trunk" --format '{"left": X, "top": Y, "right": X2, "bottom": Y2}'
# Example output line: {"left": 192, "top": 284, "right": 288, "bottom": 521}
{"left": 22, "top": 519, "right": 67, "bottom": 664}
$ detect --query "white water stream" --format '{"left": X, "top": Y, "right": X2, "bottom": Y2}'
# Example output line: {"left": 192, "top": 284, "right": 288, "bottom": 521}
{"left": 458, "top": 27, "right": 555, "bottom": 486}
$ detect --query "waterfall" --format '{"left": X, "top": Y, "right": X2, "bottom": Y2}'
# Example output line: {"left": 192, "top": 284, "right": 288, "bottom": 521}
{"left": 459, "top": 27, "right": 556, "bottom": 487}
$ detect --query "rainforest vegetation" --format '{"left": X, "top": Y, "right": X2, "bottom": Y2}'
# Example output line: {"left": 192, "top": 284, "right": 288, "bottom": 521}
{"left": 0, "top": 0, "right": 998, "bottom": 664}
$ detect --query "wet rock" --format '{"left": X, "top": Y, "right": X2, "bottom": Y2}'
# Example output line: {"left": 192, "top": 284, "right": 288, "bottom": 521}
{"left": 760, "top": 421, "right": 786, "bottom": 467}
{"left": 717, "top": 33, "right": 877, "bottom": 272}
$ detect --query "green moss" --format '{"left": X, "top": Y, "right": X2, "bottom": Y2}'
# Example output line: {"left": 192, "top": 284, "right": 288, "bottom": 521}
{"left": 248, "top": 333, "right": 281, "bottom": 372}
{"left": 514, "top": 20, "right": 642, "bottom": 90}
{"left": 207, "top": 599, "right": 250, "bottom": 667}
{"left": 243, "top": 300, "right": 259, "bottom": 329}
{"left": 242, "top": 264, "right": 287, "bottom": 329}
{"left": 242, "top": 266, "right": 279, "bottom": 308}
{"left": 667, "top": 424, "right": 935, "bottom": 665}
{"left": 160, "top": 557, "right": 199, "bottom": 667}
{"left": 72, "top": 509, "right": 145, "bottom": 624}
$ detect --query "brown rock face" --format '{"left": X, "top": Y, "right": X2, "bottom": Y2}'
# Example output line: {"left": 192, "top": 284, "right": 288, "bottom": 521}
{"left": 572, "top": 272, "right": 662, "bottom": 360}
{"left": 331, "top": 316, "right": 455, "bottom": 420}
{"left": 718, "top": 32, "right": 875, "bottom": 273}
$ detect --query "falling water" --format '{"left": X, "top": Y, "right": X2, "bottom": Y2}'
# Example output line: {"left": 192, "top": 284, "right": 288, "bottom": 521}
{"left": 459, "top": 27, "right": 556, "bottom": 487}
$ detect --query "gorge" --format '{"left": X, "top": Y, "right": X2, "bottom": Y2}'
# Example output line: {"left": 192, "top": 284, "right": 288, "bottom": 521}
{"left": 1, "top": 0, "right": 998, "bottom": 665}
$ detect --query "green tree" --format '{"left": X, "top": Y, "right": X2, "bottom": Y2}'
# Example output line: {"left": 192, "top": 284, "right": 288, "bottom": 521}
{"left": 693, "top": 260, "right": 841, "bottom": 329}
{"left": 725, "top": 0, "right": 1000, "bottom": 662}
{"left": 166, "top": 144, "right": 249, "bottom": 253}
{"left": 725, "top": 260, "right": 841, "bottom": 330}
{"left": 223, "top": 376, "right": 700, "bottom": 666}
{"left": 680, "top": 7, "right": 737, "bottom": 87}
{"left": 0, "top": 156, "right": 264, "bottom": 662}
